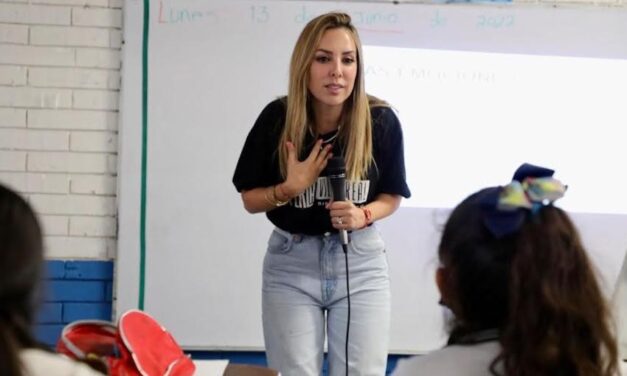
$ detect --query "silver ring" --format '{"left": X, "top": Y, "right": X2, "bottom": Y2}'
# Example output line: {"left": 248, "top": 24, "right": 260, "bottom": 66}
{"left": 337, "top": 217, "right": 343, "bottom": 225}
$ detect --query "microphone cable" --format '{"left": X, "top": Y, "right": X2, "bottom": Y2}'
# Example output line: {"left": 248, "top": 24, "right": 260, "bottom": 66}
{"left": 326, "top": 156, "right": 351, "bottom": 375}
{"left": 342, "top": 242, "right": 351, "bottom": 376}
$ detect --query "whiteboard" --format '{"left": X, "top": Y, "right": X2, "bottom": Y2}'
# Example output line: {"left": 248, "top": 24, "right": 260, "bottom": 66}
{"left": 116, "top": 0, "right": 627, "bottom": 352}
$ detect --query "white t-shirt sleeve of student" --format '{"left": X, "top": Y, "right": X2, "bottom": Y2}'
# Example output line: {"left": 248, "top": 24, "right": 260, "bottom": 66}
{"left": 392, "top": 342, "right": 500, "bottom": 376}
{"left": 21, "top": 348, "right": 103, "bottom": 376}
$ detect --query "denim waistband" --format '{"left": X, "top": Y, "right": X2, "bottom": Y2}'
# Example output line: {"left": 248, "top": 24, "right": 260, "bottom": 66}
{"left": 273, "top": 225, "right": 375, "bottom": 243}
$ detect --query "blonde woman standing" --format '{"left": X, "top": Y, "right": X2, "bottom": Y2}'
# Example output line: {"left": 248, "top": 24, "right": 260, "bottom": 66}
{"left": 233, "top": 12, "right": 410, "bottom": 376}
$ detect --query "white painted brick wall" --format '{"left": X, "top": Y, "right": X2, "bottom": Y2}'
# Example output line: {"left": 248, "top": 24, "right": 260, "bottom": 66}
{"left": 43, "top": 236, "right": 114, "bottom": 259}
{"left": 0, "top": 66, "right": 27, "bottom": 86}
{"left": 0, "top": 24, "right": 28, "bottom": 44}
{"left": 30, "top": 1, "right": 109, "bottom": 7}
{"left": 0, "top": 108, "right": 26, "bottom": 127}
{"left": 40, "top": 215, "right": 69, "bottom": 236}
{"left": 0, "top": 172, "right": 69, "bottom": 193}
{"left": 70, "top": 174, "right": 116, "bottom": 195}
{"left": 30, "top": 25, "right": 110, "bottom": 48}
{"left": 27, "top": 152, "right": 113, "bottom": 173}
{"left": 69, "top": 215, "right": 116, "bottom": 237}
{"left": 0, "top": 3, "right": 71, "bottom": 25}
{"left": 76, "top": 48, "right": 120, "bottom": 69}
{"left": 0, "top": 0, "right": 121, "bottom": 259}
{"left": 28, "top": 109, "right": 116, "bottom": 130}
{"left": 0, "top": 128, "right": 69, "bottom": 150}
{"left": 73, "top": 89, "right": 118, "bottom": 110}
{"left": 72, "top": 7, "right": 122, "bottom": 28}
{"left": 29, "top": 67, "right": 120, "bottom": 90}
{"left": 29, "top": 193, "right": 115, "bottom": 216}
{"left": 0, "top": 87, "right": 73, "bottom": 108}
{"left": 0, "top": 45, "right": 75, "bottom": 66}
{"left": 70, "top": 131, "right": 117, "bottom": 152}
{"left": 0, "top": 151, "right": 26, "bottom": 171}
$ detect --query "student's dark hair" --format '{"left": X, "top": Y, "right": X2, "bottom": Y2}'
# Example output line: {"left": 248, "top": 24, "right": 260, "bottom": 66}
{"left": 0, "top": 184, "right": 43, "bottom": 376}
{"left": 439, "top": 187, "right": 618, "bottom": 376}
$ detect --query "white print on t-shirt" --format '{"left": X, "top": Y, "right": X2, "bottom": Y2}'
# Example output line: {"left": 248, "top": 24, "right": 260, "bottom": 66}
{"left": 291, "top": 177, "right": 370, "bottom": 208}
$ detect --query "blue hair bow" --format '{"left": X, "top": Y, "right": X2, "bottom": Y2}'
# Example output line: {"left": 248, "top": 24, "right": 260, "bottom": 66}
{"left": 481, "top": 163, "right": 567, "bottom": 238}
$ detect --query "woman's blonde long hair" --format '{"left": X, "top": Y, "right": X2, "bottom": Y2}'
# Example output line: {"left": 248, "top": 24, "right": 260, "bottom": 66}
{"left": 279, "top": 12, "right": 382, "bottom": 181}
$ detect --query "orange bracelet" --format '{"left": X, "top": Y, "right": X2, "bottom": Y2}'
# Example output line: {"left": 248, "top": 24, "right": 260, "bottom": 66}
{"left": 361, "top": 207, "right": 373, "bottom": 228}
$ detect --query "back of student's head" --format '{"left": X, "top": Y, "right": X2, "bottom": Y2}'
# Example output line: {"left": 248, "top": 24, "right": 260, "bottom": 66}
{"left": 438, "top": 164, "right": 618, "bottom": 376}
{"left": 0, "top": 183, "right": 43, "bottom": 375}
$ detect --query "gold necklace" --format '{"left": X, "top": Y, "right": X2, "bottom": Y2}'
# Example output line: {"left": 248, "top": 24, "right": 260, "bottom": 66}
{"left": 321, "top": 129, "right": 340, "bottom": 144}
{"left": 309, "top": 124, "right": 341, "bottom": 145}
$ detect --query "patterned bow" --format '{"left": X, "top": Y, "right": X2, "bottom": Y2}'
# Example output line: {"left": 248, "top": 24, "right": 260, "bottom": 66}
{"left": 482, "top": 163, "right": 567, "bottom": 238}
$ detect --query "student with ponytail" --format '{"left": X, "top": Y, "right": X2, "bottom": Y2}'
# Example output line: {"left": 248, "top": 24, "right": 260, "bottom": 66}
{"left": 0, "top": 183, "right": 102, "bottom": 376}
{"left": 394, "top": 163, "right": 620, "bottom": 376}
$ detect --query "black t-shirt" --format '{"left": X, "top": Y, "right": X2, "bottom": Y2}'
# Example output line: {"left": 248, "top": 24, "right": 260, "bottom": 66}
{"left": 232, "top": 98, "right": 411, "bottom": 235}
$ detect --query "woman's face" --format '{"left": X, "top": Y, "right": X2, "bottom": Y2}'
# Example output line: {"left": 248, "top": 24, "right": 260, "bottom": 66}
{"left": 308, "top": 28, "right": 358, "bottom": 113}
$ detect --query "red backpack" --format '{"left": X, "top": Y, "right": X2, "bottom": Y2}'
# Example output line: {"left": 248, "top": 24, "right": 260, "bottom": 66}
{"left": 57, "top": 309, "right": 195, "bottom": 376}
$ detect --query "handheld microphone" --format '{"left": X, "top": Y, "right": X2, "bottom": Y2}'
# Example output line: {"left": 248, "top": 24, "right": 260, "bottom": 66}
{"left": 328, "top": 156, "right": 349, "bottom": 246}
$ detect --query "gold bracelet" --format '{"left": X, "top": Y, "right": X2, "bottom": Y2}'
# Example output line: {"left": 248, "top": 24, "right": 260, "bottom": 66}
{"left": 264, "top": 187, "right": 277, "bottom": 206}
{"left": 272, "top": 185, "right": 289, "bottom": 207}
{"left": 276, "top": 183, "right": 291, "bottom": 201}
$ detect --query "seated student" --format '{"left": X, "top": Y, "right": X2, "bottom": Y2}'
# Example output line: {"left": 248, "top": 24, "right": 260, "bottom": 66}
{"left": 0, "top": 184, "right": 103, "bottom": 376}
{"left": 393, "top": 164, "right": 620, "bottom": 376}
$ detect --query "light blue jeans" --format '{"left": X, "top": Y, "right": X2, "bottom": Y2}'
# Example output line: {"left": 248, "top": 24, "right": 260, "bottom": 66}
{"left": 262, "top": 225, "right": 391, "bottom": 376}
